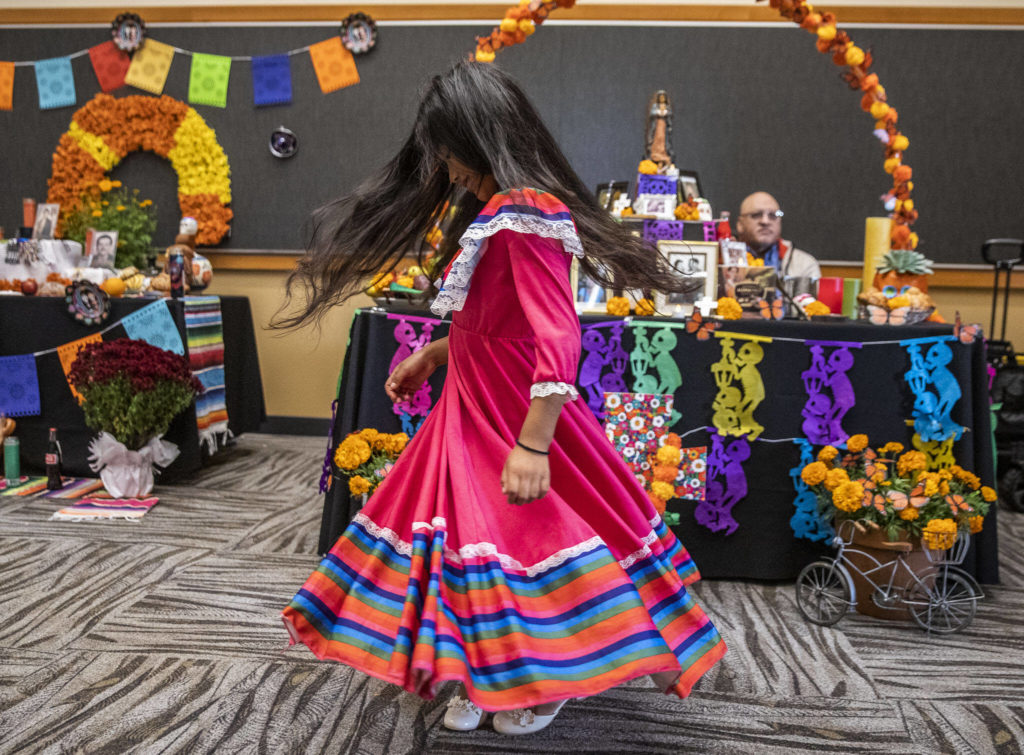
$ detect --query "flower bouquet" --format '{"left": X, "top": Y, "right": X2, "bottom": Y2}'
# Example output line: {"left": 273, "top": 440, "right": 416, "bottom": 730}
{"left": 800, "top": 434, "right": 994, "bottom": 549}
{"left": 61, "top": 179, "right": 157, "bottom": 269}
{"left": 68, "top": 338, "right": 202, "bottom": 496}
{"left": 333, "top": 428, "right": 409, "bottom": 500}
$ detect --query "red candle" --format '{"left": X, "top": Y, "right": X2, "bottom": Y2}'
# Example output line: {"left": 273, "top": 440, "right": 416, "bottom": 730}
{"left": 22, "top": 198, "right": 36, "bottom": 228}
{"left": 816, "top": 277, "right": 844, "bottom": 314}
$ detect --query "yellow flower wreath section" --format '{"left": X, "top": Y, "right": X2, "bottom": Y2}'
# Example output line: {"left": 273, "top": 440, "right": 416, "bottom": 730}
{"left": 47, "top": 93, "right": 232, "bottom": 246}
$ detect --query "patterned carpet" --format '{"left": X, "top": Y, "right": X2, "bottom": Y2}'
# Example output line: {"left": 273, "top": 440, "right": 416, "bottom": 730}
{"left": 0, "top": 433, "right": 1021, "bottom": 754}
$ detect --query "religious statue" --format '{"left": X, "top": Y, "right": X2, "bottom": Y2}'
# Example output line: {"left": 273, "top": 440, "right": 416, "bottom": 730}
{"left": 644, "top": 90, "right": 674, "bottom": 170}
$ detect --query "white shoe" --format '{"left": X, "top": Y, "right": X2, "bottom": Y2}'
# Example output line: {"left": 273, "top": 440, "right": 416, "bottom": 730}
{"left": 492, "top": 699, "right": 569, "bottom": 735}
{"left": 443, "top": 695, "right": 487, "bottom": 731}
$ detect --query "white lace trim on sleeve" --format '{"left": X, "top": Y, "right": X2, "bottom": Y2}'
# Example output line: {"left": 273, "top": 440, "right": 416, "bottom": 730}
{"left": 530, "top": 381, "right": 579, "bottom": 400}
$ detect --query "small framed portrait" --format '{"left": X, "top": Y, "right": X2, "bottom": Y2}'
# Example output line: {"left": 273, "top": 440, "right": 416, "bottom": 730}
{"left": 111, "top": 12, "right": 146, "bottom": 53}
{"left": 595, "top": 180, "right": 629, "bottom": 211}
{"left": 635, "top": 194, "right": 676, "bottom": 219}
{"left": 32, "top": 203, "right": 59, "bottom": 240}
{"left": 718, "top": 265, "right": 779, "bottom": 315}
{"left": 571, "top": 258, "right": 612, "bottom": 313}
{"left": 677, "top": 170, "right": 702, "bottom": 203}
{"left": 656, "top": 241, "right": 718, "bottom": 316}
{"left": 88, "top": 229, "right": 119, "bottom": 268}
{"left": 720, "top": 239, "right": 749, "bottom": 267}
{"left": 340, "top": 12, "right": 378, "bottom": 54}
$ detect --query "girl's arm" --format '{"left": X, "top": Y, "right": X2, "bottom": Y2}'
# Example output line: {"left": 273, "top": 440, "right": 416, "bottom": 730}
{"left": 501, "top": 392, "right": 572, "bottom": 505}
{"left": 385, "top": 336, "right": 449, "bottom": 403}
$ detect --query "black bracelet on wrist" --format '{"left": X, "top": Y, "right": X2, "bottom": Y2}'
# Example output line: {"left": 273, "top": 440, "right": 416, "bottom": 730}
{"left": 516, "top": 439, "right": 550, "bottom": 456}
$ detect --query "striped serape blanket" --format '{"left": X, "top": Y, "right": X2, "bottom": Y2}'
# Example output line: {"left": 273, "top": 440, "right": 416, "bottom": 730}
{"left": 50, "top": 497, "right": 158, "bottom": 522}
{"left": 0, "top": 476, "right": 46, "bottom": 496}
{"left": 42, "top": 477, "right": 110, "bottom": 499}
{"left": 183, "top": 296, "right": 231, "bottom": 453}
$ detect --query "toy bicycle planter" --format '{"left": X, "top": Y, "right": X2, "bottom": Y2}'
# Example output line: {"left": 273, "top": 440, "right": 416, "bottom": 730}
{"left": 796, "top": 519, "right": 984, "bottom": 634}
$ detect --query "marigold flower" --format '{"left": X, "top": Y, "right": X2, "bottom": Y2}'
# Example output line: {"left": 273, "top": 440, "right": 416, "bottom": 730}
{"left": 846, "top": 434, "right": 868, "bottom": 453}
{"left": 652, "top": 464, "right": 677, "bottom": 483}
{"left": 824, "top": 467, "right": 850, "bottom": 491}
{"left": 922, "top": 518, "right": 957, "bottom": 550}
{"left": 116, "top": 205, "right": 126, "bottom": 211}
{"left": 348, "top": 475, "right": 371, "bottom": 496}
{"left": 898, "top": 507, "right": 919, "bottom": 521}
{"left": 801, "top": 461, "right": 828, "bottom": 486}
{"left": 635, "top": 298, "right": 656, "bottom": 316}
{"left": 91, "top": 209, "right": 103, "bottom": 217}
{"left": 716, "top": 297, "right": 743, "bottom": 320}
{"left": 880, "top": 442, "right": 904, "bottom": 455}
{"left": 358, "top": 428, "right": 381, "bottom": 447}
{"left": 896, "top": 450, "right": 927, "bottom": 476}
{"left": 98, "top": 178, "right": 113, "bottom": 192}
{"left": 832, "top": 480, "right": 864, "bottom": 513}
{"left": 650, "top": 480, "right": 675, "bottom": 502}
{"left": 663, "top": 433, "right": 682, "bottom": 448}
{"left": 980, "top": 486, "right": 997, "bottom": 502}
{"left": 817, "top": 445, "right": 839, "bottom": 464}
{"left": 383, "top": 432, "right": 409, "bottom": 455}
{"left": 335, "top": 436, "right": 371, "bottom": 470}
{"left": 648, "top": 491, "right": 667, "bottom": 514}
{"left": 804, "top": 300, "right": 831, "bottom": 316}
{"left": 656, "top": 445, "right": 681, "bottom": 466}
{"left": 968, "top": 515, "right": 984, "bottom": 534}
{"left": 606, "top": 296, "right": 630, "bottom": 317}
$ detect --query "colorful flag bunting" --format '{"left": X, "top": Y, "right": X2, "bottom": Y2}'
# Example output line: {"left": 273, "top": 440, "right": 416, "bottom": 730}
{"left": 88, "top": 41, "right": 130, "bottom": 93}
{"left": 57, "top": 333, "right": 103, "bottom": 403}
{"left": 188, "top": 52, "right": 231, "bottom": 108}
{"left": 34, "top": 56, "right": 76, "bottom": 110}
{"left": 251, "top": 54, "right": 292, "bottom": 107}
{"left": 124, "top": 38, "right": 175, "bottom": 94}
{"left": 121, "top": 300, "right": 185, "bottom": 355}
{"left": 308, "top": 37, "right": 359, "bottom": 94}
{"left": 0, "top": 354, "right": 41, "bottom": 417}
{"left": 0, "top": 61, "right": 14, "bottom": 111}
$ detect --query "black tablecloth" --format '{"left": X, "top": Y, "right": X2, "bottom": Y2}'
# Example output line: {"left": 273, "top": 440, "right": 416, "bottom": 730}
{"left": 319, "top": 306, "right": 998, "bottom": 583}
{"left": 0, "top": 294, "right": 266, "bottom": 480}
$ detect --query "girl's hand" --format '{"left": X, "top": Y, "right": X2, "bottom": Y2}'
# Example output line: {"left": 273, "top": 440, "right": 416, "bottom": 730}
{"left": 385, "top": 350, "right": 436, "bottom": 403}
{"left": 501, "top": 446, "right": 551, "bottom": 505}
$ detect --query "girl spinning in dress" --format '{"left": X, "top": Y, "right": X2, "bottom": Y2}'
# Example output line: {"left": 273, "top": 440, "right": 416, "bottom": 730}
{"left": 277, "top": 61, "right": 726, "bottom": 736}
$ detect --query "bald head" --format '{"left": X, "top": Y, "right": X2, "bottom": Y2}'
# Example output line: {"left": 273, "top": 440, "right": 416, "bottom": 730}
{"left": 735, "top": 192, "right": 783, "bottom": 253}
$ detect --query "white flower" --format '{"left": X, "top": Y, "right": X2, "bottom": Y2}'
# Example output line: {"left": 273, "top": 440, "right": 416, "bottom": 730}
{"left": 619, "top": 434, "right": 630, "bottom": 445}
{"left": 645, "top": 430, "right": 656, "bottom": 440}
{"left": 652, "top": 416, "right": 665, "bottom": 427}
{"left": 650, "top": 397, "right": 661, "bottom": 408}
{"left": 640, "top": 461, "right": 651, "bottom": 470}
{"left": 605, "top": 394, "right": 621, "bottom": 409}
{"left": 623, "top": 447, "right": 636, "bottom": 459}
{"left": 629, "top": 416, "right": 646, "bottom": 432}
{"left": 617, "top": 412, "right": 627, "bottom": 423}
{"left": 691, "top": 459, "right": 706, "bottom": 473}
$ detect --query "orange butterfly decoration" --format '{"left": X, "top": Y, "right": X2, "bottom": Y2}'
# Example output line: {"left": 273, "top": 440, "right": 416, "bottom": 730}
{"left": 685, "top": 310, "right": 717, "bottom": 341}
{"left": 944, "top": 493, "right": 970, "bottom": 513}
{"left": 758, "top": 297, "right": 784, "bottom": 321}
{"left": 885, "top": 488, "right": 929, "bottom": 510}
{"left": 864, "top": 488, "right": 888, "bottom": 513}
{"left": 865, "top": 304, "right": 910, "bottom": 326}
{"left": 953, "top": 311, "right": 982, "bottom": 344}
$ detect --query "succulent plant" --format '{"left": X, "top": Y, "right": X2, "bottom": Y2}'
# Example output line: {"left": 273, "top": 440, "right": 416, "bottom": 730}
{"left": 877, "top": 249, "right": 933, "bottom": 276}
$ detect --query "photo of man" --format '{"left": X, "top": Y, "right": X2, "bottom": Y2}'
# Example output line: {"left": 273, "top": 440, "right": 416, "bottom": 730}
{"left": 88, "top": 230, "right": 118, "bottom": 268}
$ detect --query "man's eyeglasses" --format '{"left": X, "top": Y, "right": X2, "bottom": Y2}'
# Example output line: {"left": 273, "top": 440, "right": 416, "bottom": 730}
{"left": 740, "top": 209, "right": 784, "bottom": 221}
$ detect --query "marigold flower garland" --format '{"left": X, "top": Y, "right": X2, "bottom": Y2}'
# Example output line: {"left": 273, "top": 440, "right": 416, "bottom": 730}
{"left": 761, "top": 0, "right": 917, "bottom": 252}
{"left": 473, "top": 0, "right": 576, "bottom": 62}
{"left": 47, "top": 93, "right": 232, "bottom": 246}
{"left": 334, "top": 427, "right": 410, "bottom": 499}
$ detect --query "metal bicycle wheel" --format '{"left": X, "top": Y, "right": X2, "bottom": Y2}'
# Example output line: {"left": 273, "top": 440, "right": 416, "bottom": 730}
{"left": 796, "top": 561, "right": 851, "bottom": 626}
{"left": 906, "top": 569, "right": 978, "bottom": 634}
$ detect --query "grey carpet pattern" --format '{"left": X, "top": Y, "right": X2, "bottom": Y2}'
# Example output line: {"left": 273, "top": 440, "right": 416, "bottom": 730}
{"left": 0, "top": 432, "right": 1022, "bottom": 754}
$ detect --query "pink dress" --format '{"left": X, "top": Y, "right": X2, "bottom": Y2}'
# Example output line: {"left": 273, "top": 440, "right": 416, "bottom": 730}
{"left": 282, "top": 189, "right": 725, "bottom": 711}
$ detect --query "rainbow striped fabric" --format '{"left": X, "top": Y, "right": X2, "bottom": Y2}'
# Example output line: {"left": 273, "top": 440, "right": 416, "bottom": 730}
{"left": 183, "top": 296, "right": 230, "bottom": 453}
{"left": 282, "top": 512, "right": 725, "bottom": 711}
{"left": 49, "top": 496, "right": 158, "bottom": 522}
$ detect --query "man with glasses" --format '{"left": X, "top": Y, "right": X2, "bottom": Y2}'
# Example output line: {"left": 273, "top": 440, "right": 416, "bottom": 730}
{"left": 734, "top": 192, "right": 820, "bottom": 280}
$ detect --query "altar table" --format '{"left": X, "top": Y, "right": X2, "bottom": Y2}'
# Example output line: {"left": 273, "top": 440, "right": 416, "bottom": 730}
{"left": 317, "top": 306, "right": 998, "bottom": 583}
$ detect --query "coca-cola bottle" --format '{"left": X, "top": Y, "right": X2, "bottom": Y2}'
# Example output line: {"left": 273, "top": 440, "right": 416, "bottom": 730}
{"left": 45, "top": 427, "right": 62, "bottom": 490}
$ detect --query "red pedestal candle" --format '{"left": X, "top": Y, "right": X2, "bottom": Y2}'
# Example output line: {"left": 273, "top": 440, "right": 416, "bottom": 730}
{"left": 816, "top": 277, "right": 844, "bottom": 313}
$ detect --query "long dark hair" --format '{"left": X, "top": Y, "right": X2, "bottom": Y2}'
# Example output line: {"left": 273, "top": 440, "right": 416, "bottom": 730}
{"left": 273, "top": 60, "right": 693, "bottom": 329}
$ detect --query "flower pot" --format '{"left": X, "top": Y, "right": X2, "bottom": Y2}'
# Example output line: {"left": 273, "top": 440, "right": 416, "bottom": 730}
{"left": 872, "top": 270, "right": 929, "bottom": 293}
{"left": 88, "top": 432, "right": 179, "bottom": 498}
{"left": 844, "top": 523, "right": 933, "bottom": 621}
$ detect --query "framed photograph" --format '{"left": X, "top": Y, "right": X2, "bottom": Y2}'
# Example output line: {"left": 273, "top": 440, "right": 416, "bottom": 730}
{"left": 32, "top": 203, "right": 59, "bottom": 240}
{"left": 571, "top": 258, "right": 611, "bottom": 313}
{"left": 656, "top": 241, "right": 718, "bottom": 316}
{"left": 677, "top": 170, "right": 702, "bottom": 202}
{"left": 88, "top": 229, "right": 118, "bottom": 268}
{"left": 718, "top": 265, "right": 778, "bottom": 315}
{"left": 720, "top": 239, "right": 749, "bottom": 267}
{"left": 635, "top": 194, "right": 676, "bottom": 219}
{"left": 595, "top": 180, "right": 629, "bottom": 211}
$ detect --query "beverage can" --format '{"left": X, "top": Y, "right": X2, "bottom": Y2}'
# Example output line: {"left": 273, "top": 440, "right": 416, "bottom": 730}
{"left": 3, "top": 436, "right": 20, "bottom": 484}
{"left": 168, "top": 250, "right": 185, "bottom": 298}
